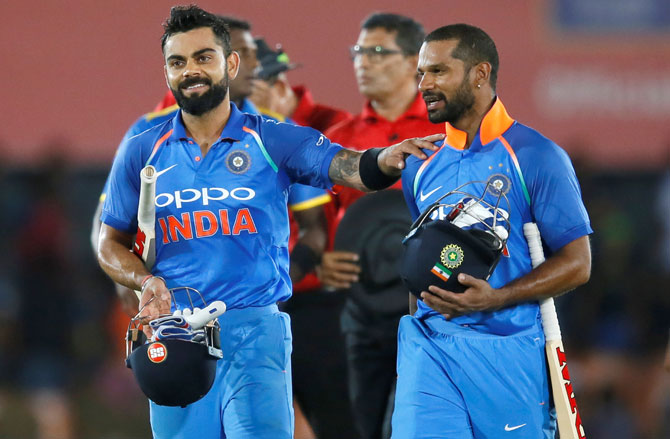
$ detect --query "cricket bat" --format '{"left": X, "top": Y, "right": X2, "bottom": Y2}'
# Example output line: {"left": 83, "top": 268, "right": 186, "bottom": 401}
{"left": 523, "top": 222, "right": 586, "bottom": 439}
{"left": 133, "top": 165, "right": 158, "bottom": 300}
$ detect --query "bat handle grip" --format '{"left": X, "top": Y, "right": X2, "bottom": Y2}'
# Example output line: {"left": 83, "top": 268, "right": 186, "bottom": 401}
{"left": 523, "top": 223, "right": 562, "bottom": 342}
{"left": 184, "top": 300, "right": 227, "bottom": 329}
{"left": 523, "top": 223, "right": 545, "bottom": 268}
{"left": 539, "top": 298, "right": 562, "bottom": 341}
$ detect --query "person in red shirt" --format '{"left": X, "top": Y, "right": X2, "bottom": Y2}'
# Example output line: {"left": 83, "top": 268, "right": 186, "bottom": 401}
{"left": 250, "top": 38, "right": 357, "bottom": 439}
{"left": 320, "top": 13, "right": 442, "bottom": 439}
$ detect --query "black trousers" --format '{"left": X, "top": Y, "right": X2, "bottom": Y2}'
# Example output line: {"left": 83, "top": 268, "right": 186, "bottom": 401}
{"left": 344, "top": 325, "right": 399, "bottom": 439}
{"left": 280, "top": 291, "right": 358, "bottom": 439}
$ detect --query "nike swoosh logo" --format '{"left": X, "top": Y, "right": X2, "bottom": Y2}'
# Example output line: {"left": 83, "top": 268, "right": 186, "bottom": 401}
{"left": 419, "top": 186, "right": 442, "bottom": 202}
{"left": 504, "top": 423, "right": 527, "bottom": 431}
{"left": 154, "top": 164, "right": 178, "bottom": 178}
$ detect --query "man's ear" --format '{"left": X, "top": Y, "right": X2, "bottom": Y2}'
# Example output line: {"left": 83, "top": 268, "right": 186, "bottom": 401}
{"left": 227, "top": 51, "right": 240, "bottom": 80}
{"left": 473, "top": 61, "right": 491, "bottom": 87}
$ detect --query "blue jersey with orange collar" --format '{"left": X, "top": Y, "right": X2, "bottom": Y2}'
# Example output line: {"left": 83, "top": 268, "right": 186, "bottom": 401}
{"left": 101, "top": 99, "right": 327, "bottom": 210}
{"left": 402, "top": 98, "right": 592, "bottom": 335}
{"left": 101, "top": 103, "right": 342, "bottom": 309}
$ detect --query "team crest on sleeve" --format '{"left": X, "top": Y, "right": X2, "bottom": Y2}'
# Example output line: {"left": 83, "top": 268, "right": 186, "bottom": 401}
{"left": 486, "top": 173, "right": 511, "bottom": 196}
{"left": 226, "top": 150, "right": 251, "bottom": 174}
{"left": 440, "top": 244, "right": 464, "bottom": 269}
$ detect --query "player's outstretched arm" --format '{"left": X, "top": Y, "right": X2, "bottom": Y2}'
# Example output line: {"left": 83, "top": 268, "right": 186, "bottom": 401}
{"left": 328, "top": 134, "right": 443, "bottom": 192}
{"left": 421, "top": 235, "right": 591, "bottom": 319}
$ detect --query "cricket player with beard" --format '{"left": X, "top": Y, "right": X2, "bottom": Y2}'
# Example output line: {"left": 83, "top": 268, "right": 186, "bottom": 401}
{"left": 96, "top": 6, "right": 441, "bottom": 439}
{"left": 391, "top": 24, "right": 592, "bottom": 438}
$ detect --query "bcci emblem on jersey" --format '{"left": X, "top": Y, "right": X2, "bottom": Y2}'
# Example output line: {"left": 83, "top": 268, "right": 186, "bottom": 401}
{"left": 226, "top": 150, "right": 251, "bottom": 174}
{"left": 486, "top": 173, "right": 511, "bottom": 196}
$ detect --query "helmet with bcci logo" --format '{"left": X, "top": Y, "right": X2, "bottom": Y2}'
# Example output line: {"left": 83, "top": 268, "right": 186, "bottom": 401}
{"left": 400, "top": 180, "right": 511, "bottom": 297}
{"left": 125, "top": 288, "right": 223, "bottom": 407}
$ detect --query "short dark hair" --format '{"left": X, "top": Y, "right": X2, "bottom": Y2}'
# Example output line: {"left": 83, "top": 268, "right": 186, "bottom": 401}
{"left": 425, "top": 24, "right": 499, "bottom": 90}
{"left": 161, "top": 5, "right": 231, "bottom": 57}
{"left": 361, "top": 13, "right": 424, "bottom": 56}
{"left": 218, "top": 16, "right": 251, "bottom": 32}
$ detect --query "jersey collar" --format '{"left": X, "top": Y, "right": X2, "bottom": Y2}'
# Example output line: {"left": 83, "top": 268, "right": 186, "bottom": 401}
{"left": 443, "top": 97, "right": 514, "bottom": 150}
{"left": 361, "top": 92, "right": 428, "bottom": 122}
{"left": 170, "top": 102, "right": 247, "bottom": 144}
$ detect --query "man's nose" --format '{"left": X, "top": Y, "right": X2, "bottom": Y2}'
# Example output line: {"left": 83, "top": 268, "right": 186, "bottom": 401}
{"left": 183, "top": 59, "right": 203, "bottom": 77}
{"left": 418, "top": 74, "right": 433, "bottom": 92}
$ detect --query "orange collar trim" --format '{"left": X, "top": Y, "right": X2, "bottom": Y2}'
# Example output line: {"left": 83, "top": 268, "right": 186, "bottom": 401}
{"left": 443, "top": 97, "right": 515, "bottom": 150}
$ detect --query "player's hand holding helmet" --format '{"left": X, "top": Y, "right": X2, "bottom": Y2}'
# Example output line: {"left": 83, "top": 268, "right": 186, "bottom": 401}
{"left": 400, "top": 181, "right": 511, "bottom": 298}
{"left": 126, "top": 288, "right": 226, "bottom": 407}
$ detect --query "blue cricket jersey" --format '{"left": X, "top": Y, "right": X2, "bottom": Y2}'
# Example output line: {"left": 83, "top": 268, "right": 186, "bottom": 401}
{"left": 101, "top": 99, "right": 326, "bottom": 209}
{"left": 101, "top": 103, "right": 342, "bottom": 309}
{"left": 402, "top": 98, "right": 592, "bottom": 335}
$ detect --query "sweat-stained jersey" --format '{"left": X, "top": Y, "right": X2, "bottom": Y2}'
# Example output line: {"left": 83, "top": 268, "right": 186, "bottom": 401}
{"left": 101, "top": 103, "right": 343, "bottom": 309}
{"left": 402, "top": 98, "right": 592, "bottom": 335}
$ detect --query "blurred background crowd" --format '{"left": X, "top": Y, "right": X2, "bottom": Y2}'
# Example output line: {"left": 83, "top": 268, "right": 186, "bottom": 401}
{"left": 1, "top": 0, "right": 669, "bottom": 438}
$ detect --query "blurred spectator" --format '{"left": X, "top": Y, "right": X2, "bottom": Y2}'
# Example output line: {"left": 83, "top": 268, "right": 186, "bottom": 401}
{"left": 250, "top": 39, "right": 351, "bottom": 132}
{"left": 560, "top": 151, "right": 670, "bottom": 439}
{"left": 253, "top": 37, "right": 357, "bottom": 439}
{"left": 15, "top": 154, "right": 74, "bottom": 439}
{"left": 320, "top": 13, "right": 439, "bottom": 439}
{"left": 654, "top": 153, "right": 670, "bottom": 274}
{"left": 0, "top": 147, "right": 18, "bottom": 422}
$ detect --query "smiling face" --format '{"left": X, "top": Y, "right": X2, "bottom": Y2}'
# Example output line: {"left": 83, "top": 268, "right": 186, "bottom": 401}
{"left": 163, "top": 27, "right": 239, "bottom": 116}
{"left": 417, "top": 39, "right": 476, "bottom": 125}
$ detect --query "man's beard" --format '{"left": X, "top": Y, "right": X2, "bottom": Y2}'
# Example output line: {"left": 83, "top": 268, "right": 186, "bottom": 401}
{"left": 423, "top": 76, "right": 475, "bottom": 124}
{"left": 172, "top": 72, "right": 229, "bottom": 116}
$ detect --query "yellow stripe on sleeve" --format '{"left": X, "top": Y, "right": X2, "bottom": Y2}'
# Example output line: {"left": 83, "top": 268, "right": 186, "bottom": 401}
{"left": 289, "top": 193, "right": 332, "bottom": 212}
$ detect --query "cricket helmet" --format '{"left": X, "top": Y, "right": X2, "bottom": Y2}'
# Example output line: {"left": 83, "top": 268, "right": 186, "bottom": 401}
{"left": 125, "top": 288, "right": 223, "bottom": 407}
{"left": 400, "top": 181, "right": 511, "bottom": 297}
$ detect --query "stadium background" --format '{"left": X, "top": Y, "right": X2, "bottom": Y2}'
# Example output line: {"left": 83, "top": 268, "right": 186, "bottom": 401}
{"left": 0, "top": 0, "right": 668, "bottom": 437}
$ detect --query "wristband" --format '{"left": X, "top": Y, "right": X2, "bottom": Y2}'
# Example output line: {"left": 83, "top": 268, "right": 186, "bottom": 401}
{"left": 290, "top": 243, "right": 321, "bottom": 275}
{"left": 140, "top": 275, "right": 153, "bottom": 291}
{"left": 140, "top": 275, "right": 166, "bottom": 293}
{"left": 359, "top": 148, "right": 399, "bottom": 191}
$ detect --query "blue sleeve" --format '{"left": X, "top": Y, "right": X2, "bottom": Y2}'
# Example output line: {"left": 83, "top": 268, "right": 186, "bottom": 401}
{"left": 401, "top": 157, "right": 422, "bottom": 221}
{"left": 99, "top": 115, "right": 155, "bottom": 201}
{"left": 258, "top": 119, "right": 343, "bottom": 189}
{"left": 100, "top": 112, "right": 177, "bottom": 203}
{"left": 288, "top": 184, "right": 330, "bottom": 210}
{"left": 100, "top": 135, "right": 145, "bottom": 234}
{"left": 122, "top": 116, "right": 147, "bottom": 142}
{"left": 518, "top": 139, "right": 592, "bottom": 253}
